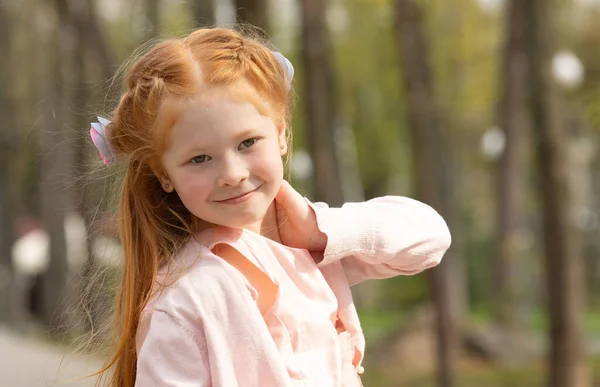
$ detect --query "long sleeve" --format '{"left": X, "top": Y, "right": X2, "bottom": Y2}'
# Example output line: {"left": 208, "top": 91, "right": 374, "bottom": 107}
{"left": 135, "top": 254, "right": 292, "bottom": 387}
{"left": 136, "top": 310, "right": 211, "bottom": 386}
{"left": 308, "top": 196, "right": 451, "bottom": 285}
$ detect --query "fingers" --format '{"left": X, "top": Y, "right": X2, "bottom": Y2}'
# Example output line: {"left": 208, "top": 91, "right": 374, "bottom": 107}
{"left": 275, "top": 180, "right": 310, "bottom": 218}
{"left": 274, "top": 180, "right": 291, "bottom": 225}
{"left": 279, "top": 180, "right": 305, "bottom": 201}
{"left": 275, "top": 179, "right": 292, "bottom": 203}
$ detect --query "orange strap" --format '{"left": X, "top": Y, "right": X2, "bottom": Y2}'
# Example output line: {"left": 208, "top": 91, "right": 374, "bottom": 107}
{"left": 212, "top": 243, "right": 278, "bottom": 316}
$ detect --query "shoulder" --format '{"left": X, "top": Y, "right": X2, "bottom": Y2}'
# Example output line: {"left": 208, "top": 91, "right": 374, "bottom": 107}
{"left": 137, "top": 240, "right": 254, "bottom": 343}
{"left": 158, "top": 240, "right": 251, "bottom": 310}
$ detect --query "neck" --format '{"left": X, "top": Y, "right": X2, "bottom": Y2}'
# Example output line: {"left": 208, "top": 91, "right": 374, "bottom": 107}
{"left": 248, "top": 202, "right": 282, "bottom": 243}
{"left": 193, "top": 203, "right": 282, "bottom": 243}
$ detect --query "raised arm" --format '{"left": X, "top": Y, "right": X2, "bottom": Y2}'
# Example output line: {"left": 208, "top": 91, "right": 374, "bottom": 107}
{"left": 309, "top": 196, "right": 451, "bottom": 285}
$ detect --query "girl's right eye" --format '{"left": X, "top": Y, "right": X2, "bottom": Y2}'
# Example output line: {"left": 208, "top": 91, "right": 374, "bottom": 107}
{"left": 190, "top": 155, "right": 210, "bottom": 164}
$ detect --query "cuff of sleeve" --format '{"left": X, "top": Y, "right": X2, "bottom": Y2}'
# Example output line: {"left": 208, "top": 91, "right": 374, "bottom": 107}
{"left": 306, "top": 198, "right": 377, "bottom": 266}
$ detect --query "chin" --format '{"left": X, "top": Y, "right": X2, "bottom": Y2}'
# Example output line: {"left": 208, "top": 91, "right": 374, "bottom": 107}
{"left": 210, "top": 208, "right": 267, "bottom": 229}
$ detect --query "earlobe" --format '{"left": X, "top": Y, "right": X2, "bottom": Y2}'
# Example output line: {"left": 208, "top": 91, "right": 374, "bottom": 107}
{"left": 150, "top": 161, "right": 174, "bottom": 193}
{"left": 160, "top": 177, "right": 174, "bottom": 193}
{"left": 278, "top": 126, "right": 288, "bottom": 156}
{"left": 156, "top": 173, "right": 174, "bottom": 193}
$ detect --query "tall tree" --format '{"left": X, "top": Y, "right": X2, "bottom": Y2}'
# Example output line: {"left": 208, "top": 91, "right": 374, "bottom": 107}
{"left": 394, "top": 1, "right": 457, "bottom": 386}
{"left": 523, "top": 0, "right": 589, "bottom": 386}
{"left": 54, "top": 0, "right": 113, "bottom": 333}
{"left": 234, "top": 0, "right": 268, "bottom": 31}
{"left": 191, "top": 0, "right": 215, "bottom": 27}
{"left": 145, "top": 0, "right": 160, "bottom": 41}
{"left": 300, "top": 0, "right": 344, "bottom": 206}
{"left": 75, "top": 0, "right": 115, "bottom": 81}
{"left": 37, "top": 2, "right": 69, "bottom": 331}
{"left": 494, "top": 0, "right": 528, "bottom": 358}
{"left": 0, "top": 1, "right": 17, "bottom": 323}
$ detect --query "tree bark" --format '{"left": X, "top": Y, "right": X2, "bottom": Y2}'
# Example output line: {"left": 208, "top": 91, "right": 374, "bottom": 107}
{"left": 36, "top": 3, "right": 69, "bottom": 332}
{"left": 71, "top": 0, "right": 119, "bottom": 333}
{"left": 145, "top": 0, "right": 160, "bottom": 40}
{"left": 394, "top": 1, "right": 457, "bottom": 386}
{"left": 63, "top": 0, "right": 115, "bottom": 81}
{"left": 300, "top": 0, "right": 344, "bottom": 206}
{"left": 524, "top": 0, "right": 589, "bottom": 386}
{"left": 54, "top": 0, "right": 100, "bottom": 333}
{"left": 494, "top": 0, "right": 528, "bottom": 357}
{"left": 234, "top": 0, "right": 269, "bottom": 32}
{"left": 191, "top": 0, "right": 215, "bottom": 27}
{"left": 67, "top": 0, "right": 115, "bottom": 84}
{"left": 0, "top": 2, "right": 17, "bottom": 323}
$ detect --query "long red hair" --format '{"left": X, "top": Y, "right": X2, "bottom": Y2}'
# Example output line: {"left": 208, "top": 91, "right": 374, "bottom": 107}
{"left": 93, "top": 27, "right": 292, "bottom": 387}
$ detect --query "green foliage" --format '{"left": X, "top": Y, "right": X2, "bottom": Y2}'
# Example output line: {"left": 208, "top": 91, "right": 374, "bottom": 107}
{"left": 332, "top": 0, "right": 411, "bottom": 197}
{"left": 6, "top": 1, "right": 600, "bottom": 384}
{"left": 570, "top": 8, "right": 600, "bottom": 131}
{"left": 361, "top": 355, "right": 600, "bottom": 387}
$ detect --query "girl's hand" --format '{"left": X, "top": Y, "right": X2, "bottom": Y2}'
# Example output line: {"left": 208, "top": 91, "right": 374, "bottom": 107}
{"left": 275, "top": 180, "right": 327, "bottom": 252}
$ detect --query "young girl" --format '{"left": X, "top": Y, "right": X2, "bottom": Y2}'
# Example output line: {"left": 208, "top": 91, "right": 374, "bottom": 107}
{"left": 89, "top": 27, "right": 451, "bottom": 387}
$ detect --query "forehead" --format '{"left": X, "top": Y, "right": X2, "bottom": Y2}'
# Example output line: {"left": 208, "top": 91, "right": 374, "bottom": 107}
{"left": 167, "top": 83, "right": 276, "bottom": 149}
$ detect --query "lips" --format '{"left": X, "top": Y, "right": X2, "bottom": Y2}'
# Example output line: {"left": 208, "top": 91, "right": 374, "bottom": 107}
{"left": 214, "top": 186, "right": 260, "bottom": 204}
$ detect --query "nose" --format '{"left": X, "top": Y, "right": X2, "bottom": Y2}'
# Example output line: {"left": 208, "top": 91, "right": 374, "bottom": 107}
{"left": 216, "top": 154, "right": 249, "bottom": 187}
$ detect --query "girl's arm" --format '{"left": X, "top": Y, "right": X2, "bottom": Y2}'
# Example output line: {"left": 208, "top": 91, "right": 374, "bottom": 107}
{"left": 136, "top": 310, "right": 211, "bottom": 386}
{"left": 135, "top": 262, "right": 290, "bottom": 386}
{"left": 309, "top": 196, "right": 451, "bottom": 286}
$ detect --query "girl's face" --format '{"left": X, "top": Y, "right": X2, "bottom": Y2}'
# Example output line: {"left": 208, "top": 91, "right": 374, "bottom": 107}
{"left": 160, "top": 84, "right": 287, "bottom": 232}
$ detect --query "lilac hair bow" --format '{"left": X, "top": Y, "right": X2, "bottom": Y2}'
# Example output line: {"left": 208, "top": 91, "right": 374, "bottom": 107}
{"left": 90, "top": 116, "right": 115, "bottom": 165}
{"left": 272, "top": 51, "right": 294, "bottom": 90}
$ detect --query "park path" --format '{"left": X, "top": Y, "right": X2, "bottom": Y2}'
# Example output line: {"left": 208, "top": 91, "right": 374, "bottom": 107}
{"left": 0, "top": 327, "right": 100, "bottom": 387}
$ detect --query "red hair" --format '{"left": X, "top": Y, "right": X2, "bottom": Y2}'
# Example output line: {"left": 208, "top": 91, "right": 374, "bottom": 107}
{"left": 93, "top": 27, "right": 292, "bottom": 387}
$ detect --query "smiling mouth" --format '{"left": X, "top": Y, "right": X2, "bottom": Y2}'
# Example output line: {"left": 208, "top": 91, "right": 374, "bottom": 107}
{"left": 214, "top": 186, "right": 261, "bottom": 204}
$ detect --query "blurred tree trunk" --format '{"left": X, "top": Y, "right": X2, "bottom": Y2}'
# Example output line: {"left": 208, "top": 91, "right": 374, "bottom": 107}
{"left": 300, "top": 0, "right": 344, "bottom": 206}
{"left": 145, "top": 0, "right": 160, "bottom": 40}
{"left": 524, "top": 1, "right": 589, "bottom": 386}
{"left": 75, "top": 0, "right": 115, "bottom": 81}
{"left": 432, "top": 4, "right": 468, "bottom": 324}
{"left": 494, "top": 0, "right": 528, "bottom": 359}
{"left": 73, "top": 24, "right": 95, "bottom": 334}
{"left": 0, "top": 3, "right": 17, "bottom": 323}
{"left": 440, "top": 145, "right": 465, "bottom": 321}
{"left": 234, "top": 0, "right": 268, "bottom": 32}
{"left": 54, "top": 0, "right": 100, "bottom": 333}
{"left": 394, "top": 1, "right": 456, "bottom": 387}
{"left": 36, "top": 3, "right": 69, "bottom": 332}
{"left": 191, "top": 0, "right": 215, "bottom": 27}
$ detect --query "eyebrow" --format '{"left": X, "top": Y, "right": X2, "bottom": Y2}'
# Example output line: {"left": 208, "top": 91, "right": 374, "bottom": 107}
{"left": 178, "top": 127, "right": 261, "bottom": 156}
{"left": 235, "top": 127, "right": 261, "bottom": 140}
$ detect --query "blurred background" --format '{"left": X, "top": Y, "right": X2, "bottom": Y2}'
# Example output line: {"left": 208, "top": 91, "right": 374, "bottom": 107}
{"left": 1, "top": 0, "right": 600, "bottom": 386}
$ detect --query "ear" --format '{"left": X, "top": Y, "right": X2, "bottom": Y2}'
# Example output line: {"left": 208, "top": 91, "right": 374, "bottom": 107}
{"left": 278, "top": 125, "right": 288, "bottom": 156}
{"left": 158, "top": 175, "right": 174, "bottom": 193}
{"left": 150, "top": 162, "right": 175, "bottom": 193}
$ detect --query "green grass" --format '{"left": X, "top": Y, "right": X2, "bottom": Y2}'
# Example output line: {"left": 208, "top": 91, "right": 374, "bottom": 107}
{"left": 358, "top": 306, "right": 600, "bottom": 386}
{"left": 360, "top": 357, "right": 600, "bottom": 387}
{"left": 467, "top": 306, "right": 600, "bottom": 337}
{"left": 358, "top": 306, "right": 406, "bottom": 345}
{"left": 529, "top": 308, "right": 600, "bottom": 338}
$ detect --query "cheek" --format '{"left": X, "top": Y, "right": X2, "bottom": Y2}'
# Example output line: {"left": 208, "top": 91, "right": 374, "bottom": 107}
{"left": 175, "top": 171, "right": 212, "bottom": 204}
{"left": 252, "top": 144, "right": 284, "bottom": 179}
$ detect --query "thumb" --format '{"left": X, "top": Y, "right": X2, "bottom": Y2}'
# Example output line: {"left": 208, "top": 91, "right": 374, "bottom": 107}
{"left": 275, "top": 180, "right": 309, "bottom": 217}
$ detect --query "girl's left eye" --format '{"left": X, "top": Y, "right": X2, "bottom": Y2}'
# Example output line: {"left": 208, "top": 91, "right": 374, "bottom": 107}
{"left": 239, "top": 138, "right": 258, "bottom": 150}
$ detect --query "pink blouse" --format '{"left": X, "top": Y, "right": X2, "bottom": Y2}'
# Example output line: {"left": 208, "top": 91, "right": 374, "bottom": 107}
{"left": 135, "top": 196, "right": 451, "bottom": 386}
